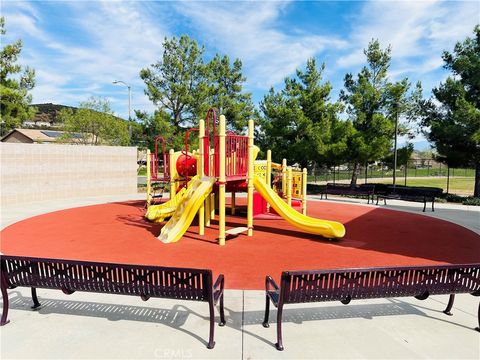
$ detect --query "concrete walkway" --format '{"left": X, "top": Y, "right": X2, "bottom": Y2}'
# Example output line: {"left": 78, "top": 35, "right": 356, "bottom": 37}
{"left": 1, "top": 194, "right": 479, "bottom": 359}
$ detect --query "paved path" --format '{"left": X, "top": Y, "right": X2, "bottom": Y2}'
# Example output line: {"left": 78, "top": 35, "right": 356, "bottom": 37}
{"left": 1, "top": 194, "right": 479, "bottom": 359}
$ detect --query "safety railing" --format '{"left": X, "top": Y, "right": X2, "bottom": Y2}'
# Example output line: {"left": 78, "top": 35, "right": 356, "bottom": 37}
{"left": 213, "top": 134, "right": 249, "bottom": 180}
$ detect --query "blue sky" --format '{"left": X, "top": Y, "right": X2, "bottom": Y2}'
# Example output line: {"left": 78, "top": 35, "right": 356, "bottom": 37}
{"left": 2, "top": 1, "right": 479, "bottom": 148}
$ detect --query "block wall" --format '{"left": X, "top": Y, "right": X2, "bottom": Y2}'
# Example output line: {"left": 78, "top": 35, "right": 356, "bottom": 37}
{"left": 1, "top": 143, "right": 137, "bottom": 205}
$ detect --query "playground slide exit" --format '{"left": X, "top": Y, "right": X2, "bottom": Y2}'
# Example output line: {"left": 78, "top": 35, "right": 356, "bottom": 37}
{"left": 253, "top": 175, "right": 346, "bottom": 239}
{"left": 145, "top": 177, "right": 200, "bottom": 223}
{"left": 145, "top": 186, "right": 187, "bottom": 223}
{"left": 158, "top": 177, "right": 216, "bottom": 243}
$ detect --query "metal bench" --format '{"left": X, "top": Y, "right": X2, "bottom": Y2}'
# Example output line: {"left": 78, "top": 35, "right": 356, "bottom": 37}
{"left": 1, "top": 256, "right": 225, "bottom": 349}
{"left": 263, "top": 264, "right": 480, "bottom": 350}
{"left": 321, "top": 183, "right": 375, "bottom": 204}
{"left": 376, "top": 186, "right": 443, "bottom": 212}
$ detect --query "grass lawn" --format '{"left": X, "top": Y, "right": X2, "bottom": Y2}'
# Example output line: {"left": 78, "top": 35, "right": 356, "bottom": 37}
{"left": 366, "top": 177, "right": 474, "bottom": 195}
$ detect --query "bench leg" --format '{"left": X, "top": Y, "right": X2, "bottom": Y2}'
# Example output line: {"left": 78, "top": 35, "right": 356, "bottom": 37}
{"left": 262, "top": 295, "right": 270, "bottom": 328}
{"left": 207, "top": 300, "right": 216, "bottom": 349}
{"left": 423, "top": 201, "right": 426, "bottom": 212}
{"left": 31, "top": 288, "right": 41, "bottom": 309}
{"left": 432, "top": 200, "right": 435, "bottom": 212}
{"left": 476, "top": 301, "right": 480, "bottom": 332}
{"left": 275, "top": 304, "right": 284, "bottom": 351}
{"left": 0, "top": 273, "right": 9, "bottom": 326}
{"left": 443, "top": 294, "right": 455, "bottom": 316}
{"left": 219, "top": 292, "right": 226, "bottom": 327}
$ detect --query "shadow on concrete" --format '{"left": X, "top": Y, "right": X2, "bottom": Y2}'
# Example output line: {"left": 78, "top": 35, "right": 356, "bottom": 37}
{"left": 5, "top": 291, "right": 220, "bottom": 347}
{"left": 4, "top": 291, "right": 474, "bottom": 350}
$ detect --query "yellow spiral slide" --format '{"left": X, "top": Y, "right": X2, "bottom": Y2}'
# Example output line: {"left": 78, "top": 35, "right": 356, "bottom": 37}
{"left": 253, "top": 175, "right": 345, "bottom": 239}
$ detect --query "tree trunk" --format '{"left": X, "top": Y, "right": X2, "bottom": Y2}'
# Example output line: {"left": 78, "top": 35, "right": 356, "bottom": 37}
{"left": 474, "top": 162, "right": 480, "bottom": 197}
{"left": 350, "top": 162, "right": 360, "bottom": 188}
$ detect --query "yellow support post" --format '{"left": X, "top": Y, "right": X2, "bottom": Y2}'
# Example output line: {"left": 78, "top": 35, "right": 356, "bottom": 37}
{"left": 302, "top": 167, "right": 307, "bottom": 215}
{"left": 247, "top": 119, "right": 254, "bottom": 236}
{"left": 266, "top": 150, "right": 272, "bottom": 213}
{"left": 169, "top": 149, "right": 176, "bottom": 199}
{"left": 210, "top": 193, "right": 215, "bottom": 220}
{"left": 198, "top": 119, "right": 205, "bottom": 235}
{"left": 146, "top": 149, "right": 151, "bottom": 206}
{"left": 266, "top": 150, "right": 272, "bottom": 186}
{"left": 218, "top": 115, "right": 226, "bottom": 246}
{"left": 287, "top": 167, "right": 292, "bottom": 207}
{"left": 205, "top": 195, "right": 211, "bottom": 227}
{"left": 282, "top": 158, "right": 287, "bottom": 197}
{"left": 209, "top": 147, "right": 215, "bottom": 221}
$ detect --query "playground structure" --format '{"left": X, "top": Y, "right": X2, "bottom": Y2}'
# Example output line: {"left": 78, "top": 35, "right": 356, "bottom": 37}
{"left": 145, "top": 108, "right": 346, "bottom": 245}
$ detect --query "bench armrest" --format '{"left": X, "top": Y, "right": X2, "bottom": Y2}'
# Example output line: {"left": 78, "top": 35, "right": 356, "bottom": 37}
{"left": 212, "top": 274, "right": 225, "bottom": 305}
{"left": 213, "top": 274, "right": 225, "bottom": 304}
{"left": 265, "top": 275, "right": 279, "bottom": 292}
{"left": 213, "top": 274, "right": 224, "bottom": 293}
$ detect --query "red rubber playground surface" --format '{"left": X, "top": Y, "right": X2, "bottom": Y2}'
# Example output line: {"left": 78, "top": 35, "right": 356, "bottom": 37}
{"left": 1, "top": 200, "right": 479, "bottom": 290}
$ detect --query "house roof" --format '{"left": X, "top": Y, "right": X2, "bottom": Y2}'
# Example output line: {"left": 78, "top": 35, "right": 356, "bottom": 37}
{"left": 1, "top": 129, "right": 82, "bottom": 143}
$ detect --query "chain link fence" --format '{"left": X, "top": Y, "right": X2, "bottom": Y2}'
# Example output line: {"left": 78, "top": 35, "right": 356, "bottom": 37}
{"left": 309, "top": 159, "right": 475, "bottom": 195}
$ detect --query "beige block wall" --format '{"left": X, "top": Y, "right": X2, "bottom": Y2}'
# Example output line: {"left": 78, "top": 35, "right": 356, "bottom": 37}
{"left": 1, "top": 143, "right": 137, "bottom": 205}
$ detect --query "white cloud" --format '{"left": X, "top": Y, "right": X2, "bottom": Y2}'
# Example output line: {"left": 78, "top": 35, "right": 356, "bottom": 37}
{"left": 337, "top": 0, "right": 479, "bottom": 77}
{"left": 2, "top": 0, "right": 477, "bottom": 120}
{"left": 2, "top": 1, "right": 168, "bottom": 118}
{"left": 177, "top": 1, "right": 347, "bottom": 89}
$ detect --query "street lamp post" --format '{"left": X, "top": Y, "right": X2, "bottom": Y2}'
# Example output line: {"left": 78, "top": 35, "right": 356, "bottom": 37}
{"left": 393, "top": 105, "right": 399, "bottom": 190}
{"left": 112, "top": 80, "right": 131, "bottom": 120}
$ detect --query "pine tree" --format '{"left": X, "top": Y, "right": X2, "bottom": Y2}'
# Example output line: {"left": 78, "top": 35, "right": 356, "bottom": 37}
{"left": 0, "top": 17, "right": 36, "bottom": 135}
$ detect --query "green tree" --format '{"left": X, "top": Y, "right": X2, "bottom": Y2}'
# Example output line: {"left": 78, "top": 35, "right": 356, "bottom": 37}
{"left": 0, "top": 17, "right": 36, "bottom": 135}
{"left": 140, "top": 35, "right": 209, "bottom": 128}
{"left": 420, "top": 26, "right": 480, "bottom": 196}
{"left": 58, "top": 97, "right": 129, "bottom": 146}
{"left": 340, "top": 40, "right": 413, "bottom": 186}
{"left": 260, "top": 58, "right": 348, "bottom": 168}
{"left": 135, "top": 109, "right": 185, "bottom": 152}
{"left": 207, "top": 54, "right": 255, "bottom": 131}
{"left": 140, "top": 35, "right": 255, "bottom": 142}
{"left": 383, "top": 143, "right": 415, "bottom": 169}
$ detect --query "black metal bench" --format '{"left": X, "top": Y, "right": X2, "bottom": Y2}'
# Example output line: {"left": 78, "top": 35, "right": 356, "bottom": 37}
{"left": 1, "top": 256, "right": 225, "bottom": 349}
{"left": 376, "top": 186, "right": 443, "bottom": 212}
{"left": 321, "top": 183, "right": 375, "bottom": 204}
{"left": 263, "top": 264, "right": 480, "bottom": 350}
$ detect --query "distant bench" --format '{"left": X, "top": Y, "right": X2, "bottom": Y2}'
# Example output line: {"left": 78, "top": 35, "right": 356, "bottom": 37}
{"left": 263, "top": 264, "right": 480, "bottom": 350}
{"left": 320, "top": 183, "right": 375, "bottom": 204}
{"left": 0, "top": 256, "right": 225, "bottom": 349}
{"left": 375, "top": 185, "right": 443, "bottom": 212}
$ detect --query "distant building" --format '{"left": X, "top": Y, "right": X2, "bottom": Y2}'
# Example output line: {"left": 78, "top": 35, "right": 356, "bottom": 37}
{"left": 1, "top": 129, "right": 82, "bottom": 144}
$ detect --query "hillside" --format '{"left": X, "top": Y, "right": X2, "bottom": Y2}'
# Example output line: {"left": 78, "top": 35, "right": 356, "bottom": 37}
{"left": 29, "top": 103, "right": 77, "bottom": 126}
{"left": 27, "top": 103, "right": 126, "bottom": 128}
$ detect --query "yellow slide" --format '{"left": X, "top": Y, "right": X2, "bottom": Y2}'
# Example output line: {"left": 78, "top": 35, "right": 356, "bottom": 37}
{"left": 145, "top": 177, "right": 197, "bottom": 223}
{"left": 158, "top": 177, "right": 216, "bottom": 243}
{"left": 253, "top": 175, "right": 346, "bottom": 239}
